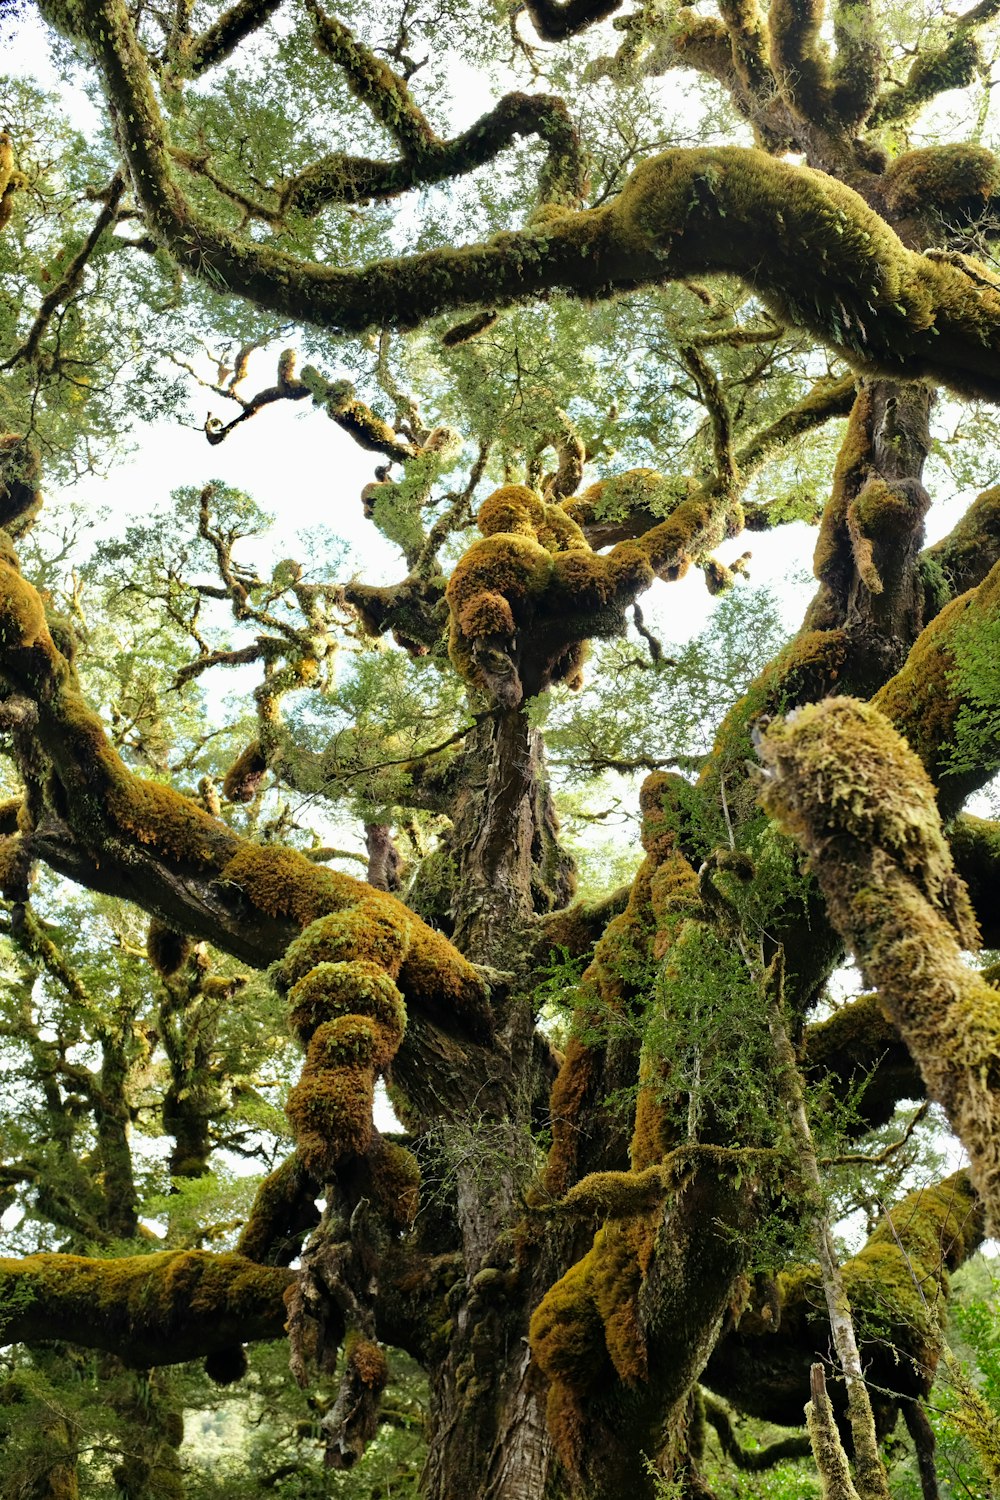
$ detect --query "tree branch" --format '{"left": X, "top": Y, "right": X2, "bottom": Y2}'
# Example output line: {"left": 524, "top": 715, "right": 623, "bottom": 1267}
{"left": 39, "top": 0, "right": 1000, "bottom": 401}
{"left": 759, "top": 697, "right": 1000, "bottom": 1228}
{"left": 0, "top": 1250, "right": 295, "bottom": 1364}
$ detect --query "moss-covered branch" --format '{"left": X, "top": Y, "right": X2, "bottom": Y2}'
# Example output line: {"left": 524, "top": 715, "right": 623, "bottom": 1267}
{"left": 874, "top": 557, "right": 1000, "bottom": 814}
{"left": 924, "top": 484, "right": 1000, "bottom": 599}
{"left": 802, "top": 991, "right": 924, "bottom": 1131}
{"left": 38, "top": 0, "right": 1000, "bottom": 402}
{"left": 168, "top": 0, "right": 285, "bottom": 78}
{"left": 706, "top": 1172, "right": 984, "bottom": 1427}
{"left": 280, "top": 90, "right": 585, "bottom": 213}
{"left": 702, "top": 1391, "right": 812, "bottom": 1469}
{"left": 759, "top": 698, "right": 1000, "bottom": 1227}
{"left": 0, "top": 1250, "right": 294, "bottom": 1365}
{"left": 948, "top": 815, "right": 1000, "bottom": 948}
{"left": 0, "top": 175, "right": 125, "bottom": 371}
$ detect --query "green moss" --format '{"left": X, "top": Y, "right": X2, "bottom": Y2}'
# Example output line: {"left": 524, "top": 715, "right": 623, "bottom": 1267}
{"left": 884, "top": 145, "right": 1000, "bottom": 220}
{"left": 758, "top": 1174, "right": 982, "bottom": 1388}
{"left": 760, "top": 698, "right": 1000, "bottom": 1225}
{"left": 926, "top": 485, "right": 1000, "bottom": 597}
{"left": 875, "top": 560, "right": 1000, "bottom": 788}
{"left": 760, "top": 697, "right": 974, "bottom": 930}
{"left": 287, "top": 960, "right": 406, "bottom": 1044}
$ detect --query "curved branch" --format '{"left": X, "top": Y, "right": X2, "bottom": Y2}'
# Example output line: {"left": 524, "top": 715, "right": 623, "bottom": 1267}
{"left": 803, "top": 991, "right": 925, "bottom": 1132}
{"left": 280, "top": 91, "right": 586, "bottom": 214}
{"left": 169, "top": 0, "right": 286, "bottom": 77}
{"left": 0, "top": 174, "right": 125, "bottom": 371}
{"left": 702, "top": 1391, "right": 812, "bottom": 1469}
{"left": 759, "top": 698, "right": 1000, "bottom": 1227}
{"left": 40, "top": 0, "right": 1000, "bottom": 402}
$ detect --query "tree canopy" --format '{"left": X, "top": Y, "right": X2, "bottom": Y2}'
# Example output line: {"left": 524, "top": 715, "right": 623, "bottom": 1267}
{"left": 1, "top": 0, "right": 1000, "bottom": 1495}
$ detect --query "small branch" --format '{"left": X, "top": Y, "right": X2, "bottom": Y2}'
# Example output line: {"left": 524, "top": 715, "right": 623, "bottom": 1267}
{"left": 702, "top": 1390, "right": 812, "bottom": 1470}
{"left": 1, "top": 175, "right": 126, "bottom": 371}
{"left": 806, "top": 1363, "right": 863, "bottom": 1500}
{"left": 820, "top": 1102, "right": 930, "bottom": 1167}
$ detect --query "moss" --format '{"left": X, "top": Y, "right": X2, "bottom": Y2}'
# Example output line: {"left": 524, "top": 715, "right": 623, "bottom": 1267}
{"left": 530, "top": 1212, "right": 660, "bottom": 1464}
{"left": 925, "top": 485, "right": 1000, "bottom": 597}
{"left": 874, "top": 560, "right": 1000, "bottom": 790}
{"left": 281, "top": 906, "right": 412, "bottom": 987}
{"left": 236, "top": 1152, "right": 317, "bottom": 1265}
{"left": 286, "top": 1061, "right": 375, "bottom": 1173}
{"left": 872, "top": 32, "right": 979, "bottom": 126}
{"left": 847, "top": 477, "right": 925, "bottom": 595}
{"left": 347, "top": 1333, "right": 389, "bottom": 1390}
{"left": 221, "top": 844, "right": 360, "bottom": 927}
{"left": 364, "top": 1135, "right": 420, "bottom": 1230}
{"left": 446, "top": 478, "right": 730, "bottom": 701}
{"left": 884, "top": 144, "right": 1000, "bottom": 221}
{"left": 0, "top": 1249, "right": 294, "bottom": 1364}
{"left": 529, "top": 1253, "right": 607, "bottom": 1391}
{"left": 755, "top": 1174, "right": 982, "bottom": 1394}
{"left": 287, "top": 960, "right": 406, "bottom": 1044}
{"left": 760, "top": 698, "right": 1000, "bottom": 1225}
{"left": 760, "top": 697, "right": 975, "bottom": 933}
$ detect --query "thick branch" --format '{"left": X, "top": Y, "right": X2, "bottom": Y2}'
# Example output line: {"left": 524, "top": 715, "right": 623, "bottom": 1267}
{"left": 0, "top": 1250, "right": 295, "bottom": 1365}
{"left": 706, "top": 1172, "right": 984, "bottom": 1426}
{"left": 759, "top": 697, "right": 1000, "bottom": 1227}
{"left": 40, "top": 0, "right": 1000, "bottom": 402}
{"left": 948, "top": 815, "right": 1000, "bottom": 948}
{"left": 803, "top": 992, "right": 925, "bottom": 1131}
{"left": 874, "top": 557, "right": 1000, "bottom": 815}
{"left": 170, "top": 0, "right": 285, "bottom": 77}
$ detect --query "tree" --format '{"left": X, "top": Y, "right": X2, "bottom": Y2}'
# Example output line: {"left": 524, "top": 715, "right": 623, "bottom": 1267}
{"left": 0, "top": 0, "right": 999, "bottom": 1495}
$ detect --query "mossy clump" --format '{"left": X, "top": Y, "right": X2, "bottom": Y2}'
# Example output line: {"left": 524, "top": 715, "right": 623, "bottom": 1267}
{"left": 759, "top": 697, "right": 974, "bottom": 931}
{"left": 286, "top": 1051, "right": 377, "bottom": 1173}
{"left": 280, "top": 904, "right": 412, "bottom": 987}
{"left": 875, "top": 559, "right": 1000, "bottom": 792}
{"left": 530, "top": 1214, "right": 660, "bottom": 1468}
{"left": 759, "top": 697, "right": 1000, "bottom": 1225}
{"left": 221, "top": 844, "right": 361, "bottom": 927}
{"left": 847, "top": 477, "right": 926, "bottom": 595}
{"left": 287, "top": 960, "right": 406, "bottom": 1045}
{"left": 445, "top": 479, "right": 694, "bottom": 701}
{"left": 884, "top": 144, "right": 1000, "bottom": 220}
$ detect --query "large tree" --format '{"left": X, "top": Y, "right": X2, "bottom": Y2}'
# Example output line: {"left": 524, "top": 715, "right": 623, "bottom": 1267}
{"left": 1, "top": 0, "right": 1000, "bottom": 1495}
